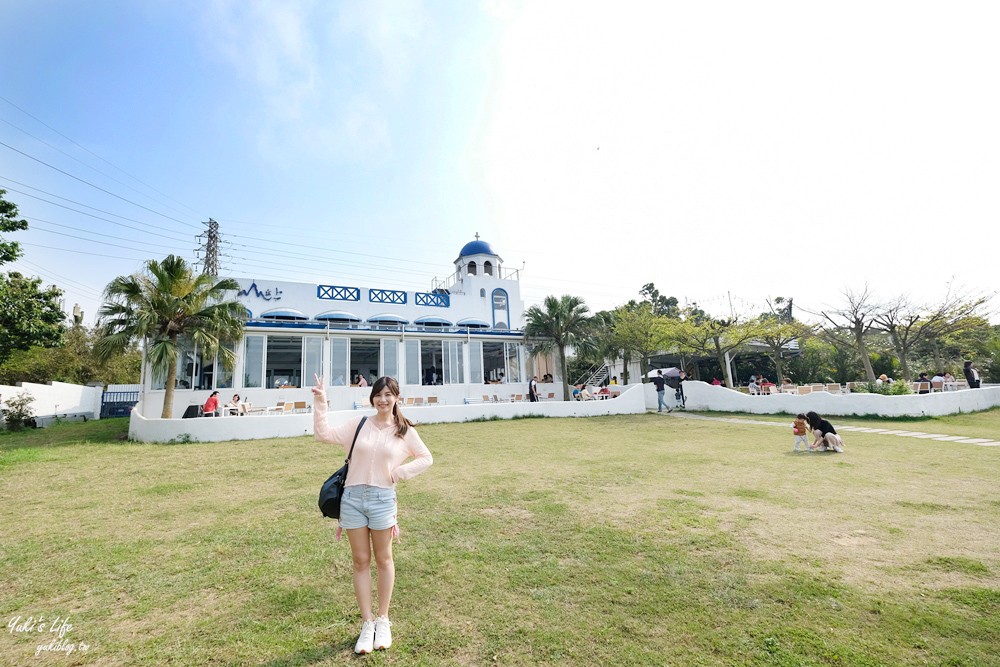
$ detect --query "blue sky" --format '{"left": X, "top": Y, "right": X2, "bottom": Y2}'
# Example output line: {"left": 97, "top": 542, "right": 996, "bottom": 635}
{"left": 2, "top": 1, "right": 998, "bottom": 325}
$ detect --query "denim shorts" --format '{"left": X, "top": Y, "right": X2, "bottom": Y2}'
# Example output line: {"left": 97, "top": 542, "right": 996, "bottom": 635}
{"left": 340, "top": 485, "right": 397, "bottom": 531}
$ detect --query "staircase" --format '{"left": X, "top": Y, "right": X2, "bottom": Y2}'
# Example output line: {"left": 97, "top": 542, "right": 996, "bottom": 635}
{"left": 575, "top": 364, "right": 610, "bottom": 387}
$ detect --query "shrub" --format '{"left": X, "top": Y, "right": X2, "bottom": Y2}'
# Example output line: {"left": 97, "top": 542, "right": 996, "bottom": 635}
{"left": 3, "top": 391, "right": 36, "bottom": 431}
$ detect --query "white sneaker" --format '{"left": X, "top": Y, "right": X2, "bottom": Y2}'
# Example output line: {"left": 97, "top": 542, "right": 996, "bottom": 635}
{"left": 355, "top": 619, "right": 376, "bottom": 654}
{"left": 374, "top": 615, "right": 392, "bottom": 650}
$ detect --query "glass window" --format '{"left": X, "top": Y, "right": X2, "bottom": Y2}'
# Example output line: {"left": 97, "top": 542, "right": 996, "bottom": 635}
{"left": 175, "top": 337, "right": 196, "bottom": 389}
{"left": 492, "top": 289, "right": 509, "bottom": 329}
{"left": 350, "top": 338, "right": 379, "bottom": 386}
{"left": 404, "top": 339, "right": 420, "bottom": 385}
{"left": 382, "top": 339, "right": 399, "bottom": 380}
{"left": 194, "top": 344, "right": 213, "bottom": 390}
{"left": 304, "top": 337, "right": 323, "bottom": 388}
{"left": 469, "top": 340, "right": 483, "bottom": 384}
{"left": 330, "top": 337, "right": 348, "bottom": 386}
{"left": 421, "top": 340, "right": 442, "bottom": 385}
{"left": 244, "top": 335, "right": 264, "bottom": 388}
{"left": 483, "top": 342, "right": 505, "bottom": 383}
{"left": 266, "top": 335, "right": 302, "bottom": 388}
{"left": 216, "top": 342, "right": 236, "bottom": 389}
{"left": 505, "top": 343, "right": 522, "bottom": 383}
{"left": 443, "top": 340, "right": 465, "bottom": 385}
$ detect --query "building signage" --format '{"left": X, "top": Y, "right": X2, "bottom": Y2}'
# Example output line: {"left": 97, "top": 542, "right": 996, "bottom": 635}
{"left": 239, "top": 281, "right": 283, "bottom": 301}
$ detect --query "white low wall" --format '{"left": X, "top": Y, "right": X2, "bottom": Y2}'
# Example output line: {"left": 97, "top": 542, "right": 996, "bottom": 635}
{"left": 137, "top": 382, "right": 567, "bottom": 417}
{"left": 0, "top": 381, "right": 103, "bottom": 420}
{"left": 667, "top": 381, "right": 1000, "bottom": 417}
{"left": 128, "top": 384, "right": 647, "bottom": 443}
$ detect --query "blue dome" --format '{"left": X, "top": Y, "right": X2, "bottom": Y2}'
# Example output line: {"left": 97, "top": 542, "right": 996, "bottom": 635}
{"left": 458, "top": 239, "right": 497, "bottom": 257}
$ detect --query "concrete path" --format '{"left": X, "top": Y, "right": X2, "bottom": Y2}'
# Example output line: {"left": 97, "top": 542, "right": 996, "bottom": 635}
{"left": 654, "top": 410, "right": 1000, "bottom": 447}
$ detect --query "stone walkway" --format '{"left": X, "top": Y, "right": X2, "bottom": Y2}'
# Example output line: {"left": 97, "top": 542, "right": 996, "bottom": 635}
{"left": 654, "top": 410, "right": 1000, "bottom": 447}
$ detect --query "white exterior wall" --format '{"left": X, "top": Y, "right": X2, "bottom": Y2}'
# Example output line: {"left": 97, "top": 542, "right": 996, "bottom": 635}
{"left": 646, "top": 381, "right": 1000, "bottom": 417}
{"left": 0, "top": 382, "right": 103, "bottom": 420}
{"left": 129, "top": 384, "right": 648, "bottom": 443}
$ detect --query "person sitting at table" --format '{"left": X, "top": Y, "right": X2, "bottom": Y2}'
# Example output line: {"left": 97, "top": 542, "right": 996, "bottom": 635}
{"left": 930, "top": 371, "right": 945, "bottom": 389}
{"left": 781, "top": 377, "right": 793, "bottom": 386}
{"left": 203, "top": 391, "right": 220, "bottom": 417}
{"left": 915, "top": 372, "right": 931, "bottom": 393}
{"left": 226, "top": 394, "right": 244, "bottom": 415}
{"left": 943, "top": 371, "right": 956, "bottom": 389}
{"left": 711, "top": 377, "right": 722, "bottom": 386}
{"left": 747, "top": 377, "right": 761, "bottom": 395}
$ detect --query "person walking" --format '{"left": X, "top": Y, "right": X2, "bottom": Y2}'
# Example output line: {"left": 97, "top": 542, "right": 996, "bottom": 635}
{"left": 651, "top": 370, "right": 670, "bottom": 413}
{"left": 312, "top": 375, "right": 433, "bottom": 654}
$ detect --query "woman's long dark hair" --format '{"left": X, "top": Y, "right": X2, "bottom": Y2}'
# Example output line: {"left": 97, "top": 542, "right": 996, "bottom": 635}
{"left": 805, "top": 411, "right": 822, "bottom": 429}
{"left": 370, "top": 376, "right": 416, "bottom": 438}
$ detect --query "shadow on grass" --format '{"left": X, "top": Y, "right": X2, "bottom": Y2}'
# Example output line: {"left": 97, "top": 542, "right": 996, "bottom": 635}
{"left": 258, "top": 642, "right": 354, "bottom": 666}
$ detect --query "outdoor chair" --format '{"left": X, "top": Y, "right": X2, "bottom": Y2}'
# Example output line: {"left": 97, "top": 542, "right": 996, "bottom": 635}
{"left": 482, "top": 394, "right": 492, "bottom": 403}
{"left": 404, "top": 397, "right": 415, "bottom": 406}
{"left": 798, "top": 386, "right": 812, "bottom": 395}
{"left": 826, "top": 383, "right": 843, "bottom": 394}
{"left": 930, "top": 380, "right": 944, "bottom": 393}
{"left": 811, "top": 384, "right": 826, "bottom": 392}
{"left": 282, "top": 402, "right": 295, "bottom": 415}
{"left": 293, "top": 401, "right": 310, "bottom": 413}
{"left": 265, "top": 401, "right": 285, "bottom": 415}
{"left": 915, "top": 382, "right": 930, "bottom": 393}
{"left": 493, "top": 394, "right": 502, "bottom": 403}
{"left": 413, "top": 397, "right": 424, "bottom": 406}
{"left": 780, "top": 385, "right": 798, "bottom": 394}
{"left": 767, "top": 386, "right": 781, "bottom": 395}
{"left": 428, "top": 396, "right": 439, "bottom": 405}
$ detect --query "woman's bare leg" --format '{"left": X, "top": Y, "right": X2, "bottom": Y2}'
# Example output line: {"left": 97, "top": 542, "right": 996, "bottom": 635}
{"left": 347, "top": 527, "right": 374, "bottom": 620}
{"left": 371, "top": 528, "right": 396, "bottom": 617}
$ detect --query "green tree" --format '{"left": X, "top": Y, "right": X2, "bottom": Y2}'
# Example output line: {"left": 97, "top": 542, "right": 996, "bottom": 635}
{"left": 662, "top": 310, "right": 763, "bottom": 388}
{"left": 94, "top": 255, "right": 246, "bottom": 418}
{"left": 0, "top": 188, "right": 29, "bottom": 265}
{"left": 756, "top": 317, "right": 815, "bottom": 384}
{"left": 639, "top": 283, "right": 680, "bottom": 318}
{"left": 0, "top": 325, "right": 141, "bottom": 385}
{"left": 612, "top": 301, "right": 665, "bottom": 383}
{"left": 525, "top": 295, "right": 591, "bottom": 401}
{"left": 0, "top": 272, "right": 65, "bottom": 365}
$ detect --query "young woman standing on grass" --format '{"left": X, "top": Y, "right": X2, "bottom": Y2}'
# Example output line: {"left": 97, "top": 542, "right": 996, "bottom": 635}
{"left": 311, "top": 375, "right": 433, "bottom": 655}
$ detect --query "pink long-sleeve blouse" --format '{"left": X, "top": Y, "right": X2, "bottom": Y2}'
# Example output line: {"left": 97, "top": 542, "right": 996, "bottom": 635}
{"left": 313, "top": 401, "right": 433, "bottom": 488}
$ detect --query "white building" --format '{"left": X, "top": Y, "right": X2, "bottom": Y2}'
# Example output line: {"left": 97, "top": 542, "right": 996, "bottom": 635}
{"left": 139, "top": 237, "right": 556, "bottom": 416}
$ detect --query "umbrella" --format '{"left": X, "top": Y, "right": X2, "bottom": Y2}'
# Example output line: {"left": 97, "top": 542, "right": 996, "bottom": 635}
{"left": 646, "top": 367, "right": 681, "bottom": 378}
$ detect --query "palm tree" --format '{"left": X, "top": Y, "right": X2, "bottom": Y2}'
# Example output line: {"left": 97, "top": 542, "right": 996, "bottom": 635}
{"left": 94, "top": 255, "right": 246, "bottom": 418}
{"left": 525, "top": 295, "right": 591, "bottom": 401}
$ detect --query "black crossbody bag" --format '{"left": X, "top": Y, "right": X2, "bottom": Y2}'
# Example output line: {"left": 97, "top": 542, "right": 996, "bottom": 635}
{"left": 318, "top": 416, "right": 367, "bottom": 519}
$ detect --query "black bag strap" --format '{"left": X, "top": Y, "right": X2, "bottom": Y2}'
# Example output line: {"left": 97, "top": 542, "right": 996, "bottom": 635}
{"left": 345, "top": 416, "right": 367, "bottom": 466}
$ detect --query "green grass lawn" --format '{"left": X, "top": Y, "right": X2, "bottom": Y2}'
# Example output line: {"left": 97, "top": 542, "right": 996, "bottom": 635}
{"left": 1, "top": 414, "right": 998, "bottom": 666}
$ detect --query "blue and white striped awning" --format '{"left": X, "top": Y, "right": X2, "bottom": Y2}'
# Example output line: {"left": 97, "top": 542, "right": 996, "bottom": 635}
{"left": 456, "top": 318, "right": 490, "bottom": 328}
{"left": 414, "top": 316, "right": 453, "bottom": 326}
{"left": 367, "top": 313, "right": 409, "bottom": 324}
{"left": 260, "top": 308, "right": 308, "bottom": 321}
{"left": 315, "top": 310, "right": 362, "bottom": 322}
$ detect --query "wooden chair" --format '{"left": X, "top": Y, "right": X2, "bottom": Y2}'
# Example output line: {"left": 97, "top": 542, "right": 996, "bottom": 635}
{"left": 282, "top": 402, "right": 295, "bottom": 415}
{"left": 493, "top": 394, "right": 502, "bottom": 403}
{"left": 798, "top": 386, "right": 812, "bottom": 395}
{"left": 780, "top": 385, "right": 798, "bottom": 394}
{"left": 482, "top": 394, "right": 492, "bottom": 403}
{"left": 826, "top": 383, "right": 842, "bottom": 394}
{"left": 767, "top": 385, "right": 781, "bottom": 396}
{"left": 427, "top": 396, "right": 439, "bottom": 405}
{"left": 737, "top": 386, "right": 750, "bottom": 394}
{"left": 265, "top": 401, "right": 285, "bottom": 415}
{"left": 413, "top": 397, "right": 424, "bottom": 406}
{"left": 930, "top": 380, "right": 944, "bottom": 393}
{"left": 811, "top": 384, "right": 826, "bottom": 393}
{"left": 293, "top": 401, "right": 310, "bottom": 413}
{"left": 512, "top": 394, "right": 523, "bottom": 402}
{"left": 915, "top": 382, "right": 930, "bottom": 393}
{"left": 404, "top": 397, "right": 415, "bottom": 406}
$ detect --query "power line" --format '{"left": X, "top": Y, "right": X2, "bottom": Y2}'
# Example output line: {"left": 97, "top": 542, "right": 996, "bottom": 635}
{"left": 0, "top": 183, "right": 193, "bottom": 243}
{"left": 0, "top": 95, "right": 203, "bottom": 217}
{"left": 0, "top": 140, "right": 201, "bottom": 230}
{"left": 19, "top": 241, "right": 167, "bottom": 262}
{"left": 26, "top": 218, "right": 182, "bottom": 254}
{"left": 0, "top": 116, "right": 199, "bottom": 220}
